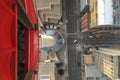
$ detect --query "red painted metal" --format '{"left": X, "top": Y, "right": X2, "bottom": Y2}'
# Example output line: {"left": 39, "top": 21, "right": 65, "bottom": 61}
{"left": 24, "top": 29, "right": 29, "bottom": 71}
{"left": 0, "top": 0, "right": 17, "bottom": 80}
{"left": 0, "top": 0, "right": 40, "bottom": 80}
{"left": 25, "top": 29, "right": 39, "bottom": 71}
{"left": 20, "top": 1, "right": 39, "bottom": 79}
{"left": 32, "top": 74, "right": 35, "bottom": 80}
{"left": 25, "top": 0, "right": 37, "bottom": 24}
{"left": 21, "top": 0, "right": 37, "bottom": 24}
{"left": 23, "top": 0, "right": 39, "bottom": 72}
{"left": 20, "top": 0, "right": 26, "bottom": 8}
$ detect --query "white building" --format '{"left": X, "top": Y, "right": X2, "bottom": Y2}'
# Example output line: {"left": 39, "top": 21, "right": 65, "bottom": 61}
{"left": 97, "top": 0, "right": 113, "bottom": 25}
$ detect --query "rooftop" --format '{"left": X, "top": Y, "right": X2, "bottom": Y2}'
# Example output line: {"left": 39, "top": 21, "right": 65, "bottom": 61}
{"left": 96, "top": 47, "right": 120, "bottom": 56}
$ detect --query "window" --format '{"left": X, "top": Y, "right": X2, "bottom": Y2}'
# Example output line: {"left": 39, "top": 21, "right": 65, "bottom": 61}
{"left": 113, "top": 15, "right": 116, "bottom": 24}
{"left": 87, "top": 77, "right": 94, "bottom": 80}
{"left": 96, "top": 77, "right": 99, "bottom": 80}
{"left": 118, "top": 57, "right": 120, "bottom": 78}
{"left": 40, "top": 75, "right": 50, "bottom": 80}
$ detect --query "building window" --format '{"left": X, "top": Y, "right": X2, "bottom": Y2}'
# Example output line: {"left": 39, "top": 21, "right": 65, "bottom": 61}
{"left": 87, "top": 77, "right": 94, "bottom": 80}
{"left": 113, "top": 16, "right": 116, "bottom": 24}
{"left": 96, "top": 2, "right": 97, "bottom": 7}
{"left": 96, "top": 77, "right": 99, "bottom": 80}
{"left": 40, "top": 75, "right": 50, "bottom": 80}
{"left": 118, "top": 57, "right": 120, "bottom": 78}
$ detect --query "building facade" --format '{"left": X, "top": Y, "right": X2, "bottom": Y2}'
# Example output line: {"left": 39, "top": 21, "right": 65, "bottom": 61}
{"left": 80, "top": 0, "right": 89, "bottom": 32}
{"left": 80, "top": 0, "right": 114, "bottom": 31}
{"left": 80, "top": 0, "right": 89, "bottom": 11}
{"left": 89, "top": 0, "right": 113, "bottom": 28}
{"left": 81, "top": 53, "right": 109, "bottom": 80}
{"left": 112, "top": 0, "right": 120, "bottom": 26}
{"left": 89, "top": 0, "right": 98, "bottom": 28}
{"left": 81, "top": 12, "right": 89, "bottom": 32}
{"left": 93, "top": 48, "right": 120, "bottom": 80}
